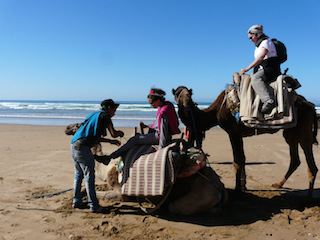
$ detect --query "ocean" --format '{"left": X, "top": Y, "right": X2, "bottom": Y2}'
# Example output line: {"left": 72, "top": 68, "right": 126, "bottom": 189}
{"left": 1, "top": 100, "right": 319, "bottom": 128}
{"left": 0, "top": 100, "right": 211, "bottom": 128}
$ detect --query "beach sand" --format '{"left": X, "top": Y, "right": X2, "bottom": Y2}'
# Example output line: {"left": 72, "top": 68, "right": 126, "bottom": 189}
{"left": 1, "top": 124, "right": 320, "bottom": 240}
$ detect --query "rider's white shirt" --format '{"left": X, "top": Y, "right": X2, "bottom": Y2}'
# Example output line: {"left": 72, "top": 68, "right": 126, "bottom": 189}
{"left": 254, "top": 38, "right": 277, "bottom": 60}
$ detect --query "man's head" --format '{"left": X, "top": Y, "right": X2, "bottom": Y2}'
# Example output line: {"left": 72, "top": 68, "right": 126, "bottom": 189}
{"left": 101, "top": 99, "right": 119, "bottom": 110}
{"left": 100, "top": 99, "right": 119, "bottom": 117}
{"left": 248, "top": 25, "right": 263, "bottom": 35}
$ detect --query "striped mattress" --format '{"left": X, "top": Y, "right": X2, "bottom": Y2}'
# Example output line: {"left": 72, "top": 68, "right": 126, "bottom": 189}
{"left": 121, "top": 143, "right": 175, "bottom": 197}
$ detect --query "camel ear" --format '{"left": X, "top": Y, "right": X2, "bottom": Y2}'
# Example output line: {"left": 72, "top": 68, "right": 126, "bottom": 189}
{"left": 172, "top": 88, "right": 176, "bottom": 95}
{"left": 189, "top": 89, "right": 193, "bottom": 95}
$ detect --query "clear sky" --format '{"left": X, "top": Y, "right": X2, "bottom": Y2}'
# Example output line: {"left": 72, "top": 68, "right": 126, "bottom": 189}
{"left": 1, "top": 0, "right": 320, "bottom": 103}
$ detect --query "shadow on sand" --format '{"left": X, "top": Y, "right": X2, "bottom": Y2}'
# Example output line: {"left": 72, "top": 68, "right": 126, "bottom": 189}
{"left": 213, "top": 161, "right": 276, "bottom": 165}
{"left": 113, "top": 188, "right": 320, "bottom": 227}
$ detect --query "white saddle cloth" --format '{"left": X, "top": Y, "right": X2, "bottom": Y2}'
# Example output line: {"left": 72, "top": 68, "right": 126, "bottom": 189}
{"left": 239, "top": 74, "right": 297, "bottom": 129}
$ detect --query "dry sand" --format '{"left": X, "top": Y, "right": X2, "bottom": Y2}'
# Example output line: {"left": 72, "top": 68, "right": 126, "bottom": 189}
{"left": 0, "top": 124, "right": 320, "bottom": 240}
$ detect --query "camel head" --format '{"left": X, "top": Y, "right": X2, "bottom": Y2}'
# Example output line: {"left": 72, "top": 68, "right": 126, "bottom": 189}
{"left": 172, "top": 86, "right": 193, "bottom": 108}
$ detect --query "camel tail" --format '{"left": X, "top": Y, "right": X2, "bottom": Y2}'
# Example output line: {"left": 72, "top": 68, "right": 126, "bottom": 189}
{"left": 313, "top": 109, "right": 318, "bottom": 145}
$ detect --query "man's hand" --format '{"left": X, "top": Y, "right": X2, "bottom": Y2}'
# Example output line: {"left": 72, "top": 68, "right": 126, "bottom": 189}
{"left": 240, "top": 67, "right": 249, "bottom": 75}
{"left": 117, "top": 130, "right": 124, "bottom": 138}
{"left": 140, "top": 121, "right": 149, "bottom": 129}
{"left": 110, "top": 139, "right": 121, "bottom": 146}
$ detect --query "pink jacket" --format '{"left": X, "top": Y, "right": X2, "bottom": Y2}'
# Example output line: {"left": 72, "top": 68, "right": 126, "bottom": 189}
{"left": 151, "top": 101, "right": 180, "bottom": 137}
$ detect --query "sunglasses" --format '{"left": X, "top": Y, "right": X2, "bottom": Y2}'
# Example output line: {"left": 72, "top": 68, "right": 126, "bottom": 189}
{"left": 148, "top": 98, "right": 155, "bottom": 104}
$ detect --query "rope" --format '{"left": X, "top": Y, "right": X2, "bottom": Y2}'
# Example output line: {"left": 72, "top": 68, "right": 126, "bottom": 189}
{"left": 120, "top": 136, "right": 128, "bottom": 146}
{"left": 220, "top": 90, "right": 228, "bottom": 112}
{"left": 34, "top": 188, "right": 73, "bottom": 198}
{"left": 187, "top": 108, "right": 202, "bottom": 148}
{"left": 16, "top": 207, "right": 86, "bottom": 213}
{"left": 196, "top": 169, "right": 222, "bottom": 210}
{"left": 187, "top": 107, "right": 223, "bottom": 210}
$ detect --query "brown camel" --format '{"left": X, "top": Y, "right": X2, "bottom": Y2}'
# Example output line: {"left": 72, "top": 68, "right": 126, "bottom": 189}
{"left": 172, "top": 78, "right": 318, "bottom": 198}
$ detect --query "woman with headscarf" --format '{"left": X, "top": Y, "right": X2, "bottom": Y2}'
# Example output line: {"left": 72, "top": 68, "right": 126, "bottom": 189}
{"left": 105, "top": 88, "right": 180, "bottom": 162}
{"left": 240, "top": 25, "right": 281, "bottom": 114}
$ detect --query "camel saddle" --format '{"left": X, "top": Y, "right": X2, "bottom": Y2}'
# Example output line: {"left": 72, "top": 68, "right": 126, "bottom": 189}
{"left": 120, "top": 141, "right": 208, "bottom": 197}
{"left": 120, "top": 143, "right": 176, "bottom": 197}
{"left": 226, "top": 72, "right": 300, "bottom": 129}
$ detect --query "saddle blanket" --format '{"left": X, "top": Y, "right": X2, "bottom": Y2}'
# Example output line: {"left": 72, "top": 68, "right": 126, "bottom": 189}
{"left": 121, "top": 143, "right": 175, "bottom": 197}
{"left": 238, "top": 74, "right": 297, "bottom": 129}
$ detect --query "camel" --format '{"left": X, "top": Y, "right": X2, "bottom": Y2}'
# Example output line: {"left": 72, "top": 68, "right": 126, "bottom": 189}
{"left": 172, "top": 76, "right": 318, "bottom": 199}
{"left": 94, "top": 141, "right": 228, "bottom": 215}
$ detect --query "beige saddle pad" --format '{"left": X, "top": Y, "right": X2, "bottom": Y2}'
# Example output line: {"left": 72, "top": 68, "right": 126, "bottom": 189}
{"left": 238, "top": 74, "right": 297, "bottom": 129}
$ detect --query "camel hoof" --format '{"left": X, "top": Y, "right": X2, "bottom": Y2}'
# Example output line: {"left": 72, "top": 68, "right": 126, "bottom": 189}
{"left": 240, "top": 185, "right": 247, "bottom": 191}
{"left": 272, "top": 183, "right": 281, "bottom": 189}
{"left": 235, "top": 186, "right": 246, "bottom": 193}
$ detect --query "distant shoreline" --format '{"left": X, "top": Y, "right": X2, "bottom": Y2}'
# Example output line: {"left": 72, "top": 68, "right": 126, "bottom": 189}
{"left": 1, "top": 99, "right": 319, "bottom": 127}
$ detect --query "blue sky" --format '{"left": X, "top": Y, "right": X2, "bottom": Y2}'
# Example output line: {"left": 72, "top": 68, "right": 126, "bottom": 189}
{"left": 1, "top": 0, "right": 320, "bottom": 103}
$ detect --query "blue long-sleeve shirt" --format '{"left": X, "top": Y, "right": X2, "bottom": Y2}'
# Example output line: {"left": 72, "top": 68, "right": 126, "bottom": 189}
{"left": 71, "top": 110, "right": 112, "bottom": 147}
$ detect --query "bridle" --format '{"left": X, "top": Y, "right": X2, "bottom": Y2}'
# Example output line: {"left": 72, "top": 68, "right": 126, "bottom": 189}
{"left": 174, "top": 88, "right": 188, "bottom": 105}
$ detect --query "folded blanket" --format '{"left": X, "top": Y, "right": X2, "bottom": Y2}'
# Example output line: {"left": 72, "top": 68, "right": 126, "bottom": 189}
{"left": 239, "top": 74, "right": 297, "bottom": 129}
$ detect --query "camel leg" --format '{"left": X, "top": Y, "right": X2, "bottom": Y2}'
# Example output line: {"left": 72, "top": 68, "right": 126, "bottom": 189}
{"left": 228, "top": 133, "right": 246, "bottom": 191}
{"left": 300, "top": 141, "right": 318, "bottom": 198}
{"left": 272, "top": 139, "right": 300, "bottom": 189}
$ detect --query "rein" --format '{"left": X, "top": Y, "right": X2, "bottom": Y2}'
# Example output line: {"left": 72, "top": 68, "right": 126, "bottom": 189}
{"left": 175, "top": 88, "right": 202, "bottom": 147}
{"left": 186, "top": 100, "right": 223, "bottom": 210}
{"left": 175, "top": 87, "right": 223, "bottom": 210}
{"left": 187, "top": 107, "right": 202, "bottom": 148}
{"left": 196, "top": 170, "right": 222, "bottom": 210}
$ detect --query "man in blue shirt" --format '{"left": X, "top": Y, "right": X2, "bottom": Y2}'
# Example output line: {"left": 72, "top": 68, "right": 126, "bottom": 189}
{"left": 71, "top": 99, "right": 124, "bottom": 213}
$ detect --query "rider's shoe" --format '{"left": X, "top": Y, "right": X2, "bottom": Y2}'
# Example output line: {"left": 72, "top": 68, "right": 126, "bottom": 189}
{"left": 72, "top": 200, "right": 89, "bottom": 209}
{"left": 90, "top": 205, "right": 110, "bottom": 214}
{"left": 261, "top": 99, "right": 276, "bottom": 114}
